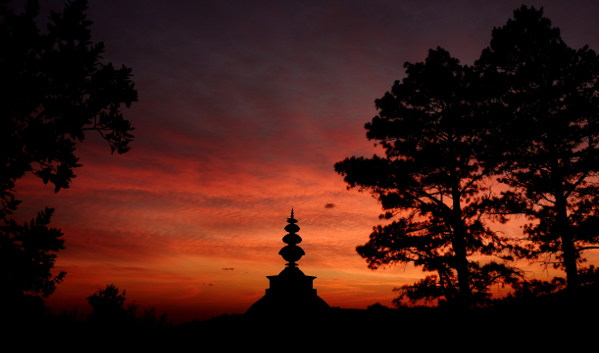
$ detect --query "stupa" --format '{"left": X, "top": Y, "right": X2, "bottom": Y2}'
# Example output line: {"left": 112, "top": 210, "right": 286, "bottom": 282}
{"left": 246, "top": 209, "right": 329, "bottom": 317}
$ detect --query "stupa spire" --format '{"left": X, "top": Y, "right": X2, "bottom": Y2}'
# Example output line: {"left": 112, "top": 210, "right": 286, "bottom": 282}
{"left": 279, "top": 208, "right": 304, "bottom": 268}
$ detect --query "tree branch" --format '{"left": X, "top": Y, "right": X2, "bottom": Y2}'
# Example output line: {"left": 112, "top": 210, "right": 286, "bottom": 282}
{"left": 578, "top": 246, "right": 599, "bottom": 252}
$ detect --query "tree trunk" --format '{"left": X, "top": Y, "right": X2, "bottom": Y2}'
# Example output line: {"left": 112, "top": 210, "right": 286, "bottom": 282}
{"left": 451, "top": 183, "right": 472, "bottom": 308}
{"left": 551, "top": 155, "right": 579, "bottom": 290}
{"left": 555, "top": 192, "right": 578, "bottom": 289}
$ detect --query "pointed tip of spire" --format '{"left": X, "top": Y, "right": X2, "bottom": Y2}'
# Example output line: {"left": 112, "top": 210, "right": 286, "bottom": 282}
{"left": 287, "top": 207, "right": 297, "bottom": 224}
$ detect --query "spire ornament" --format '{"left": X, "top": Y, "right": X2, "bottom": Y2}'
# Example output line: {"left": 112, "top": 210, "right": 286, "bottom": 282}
{"left": 279, "top": 208, "right": 305, "bottom": 268}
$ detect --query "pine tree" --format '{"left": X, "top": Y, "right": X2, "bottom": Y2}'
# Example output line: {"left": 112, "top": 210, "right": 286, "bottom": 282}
{"left": 335, "top": 48, "right": 520, "bottom": 308}
{"left": 476, "top": 6, "right": 599, "bottom": 289}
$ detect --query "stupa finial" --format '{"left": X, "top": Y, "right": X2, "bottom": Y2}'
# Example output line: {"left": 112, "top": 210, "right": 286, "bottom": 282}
{"left": 287, "top": 207, "right": 297, "bottom": 224}
{"left": 279, "top": 209, "right": 304, "bottom": 268}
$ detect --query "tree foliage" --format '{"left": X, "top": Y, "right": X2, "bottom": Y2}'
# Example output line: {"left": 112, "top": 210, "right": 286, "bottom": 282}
{"left": 0, "top": 0, "right": 137, "bottom": 314}
{"left": 0, "top": 207, "right": 65, "bottom": 317}
{"left": 335, "top": 48, "right": 520, "bottom": 308}
{"left": 336, "top": 5, "right": 599, "bottom": 307}
{"left": 87, "top": 283, "right": 128, "bottom": 324}
{"left": 86, "top": 284, "right": 168, "bottom": 329}
{"left": 0, "top": 0, "right": 137, "bottom": 198}
{"left": 476, "top": 6, "right": 599, "bottom": 289}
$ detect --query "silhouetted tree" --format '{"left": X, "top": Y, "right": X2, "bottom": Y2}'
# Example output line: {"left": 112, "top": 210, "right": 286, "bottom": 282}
{"left": 86, "top": 284, "right": 169, "bottom": 330}
{"left": 335, "top": 48, "right": 520, "bottom": 308}
{"left": 0, "top": 208, "right": 65, "bottom": 317}
{"left": 476, "top": 6, "right": 599, "bottom": 290}
{"left": 0, "top": 0, "right": 136, "bottom": 198}
{"left": 0, "top": 0, "right": 137, "bottom": 315}
{"left": 87, "top": 284, "right": 128, "bottom": 324}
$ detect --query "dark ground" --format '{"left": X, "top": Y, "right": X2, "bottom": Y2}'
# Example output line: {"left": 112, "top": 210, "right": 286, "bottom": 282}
{"left": 7, "top": 285, "right": 599, "bottom": 351}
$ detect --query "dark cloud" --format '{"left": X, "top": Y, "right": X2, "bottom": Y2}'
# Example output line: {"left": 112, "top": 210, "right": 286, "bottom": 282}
{"left": 324, "top": 203, "right": 335, "bottom": 209}
{"left": 222, "top": 268, "right": 235, "bottom": 271}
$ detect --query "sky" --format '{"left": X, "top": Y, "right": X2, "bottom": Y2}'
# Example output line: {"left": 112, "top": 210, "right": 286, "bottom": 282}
{"left": 12, "top": 0, "right": 599, "bottom": 323}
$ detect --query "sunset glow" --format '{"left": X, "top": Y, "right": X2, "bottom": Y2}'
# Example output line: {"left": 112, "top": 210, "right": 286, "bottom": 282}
{"left": 13, "top": 0, "right": 599, "bottom": 323}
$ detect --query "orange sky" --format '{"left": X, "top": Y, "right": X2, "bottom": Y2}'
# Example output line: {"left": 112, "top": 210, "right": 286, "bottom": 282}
{"left": 13, "top": 0, "right": 599, "bottom": 323}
